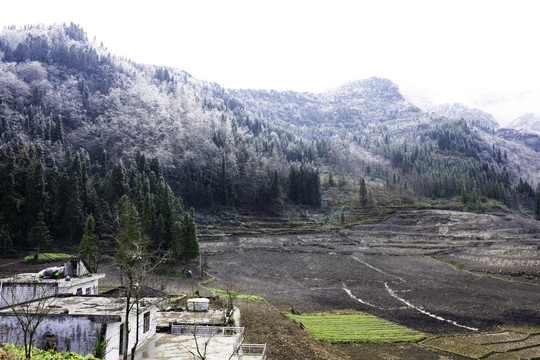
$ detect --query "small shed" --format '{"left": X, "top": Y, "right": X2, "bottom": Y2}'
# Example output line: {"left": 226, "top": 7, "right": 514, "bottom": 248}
{"left": 187, "top": 298, "right": 210, "bottom": 312}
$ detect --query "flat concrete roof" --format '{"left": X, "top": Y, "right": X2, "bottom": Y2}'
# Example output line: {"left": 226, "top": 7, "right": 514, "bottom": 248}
{"left": 0, "top": 296, "right": 157, "bottom": 317}
{"left": 134, "top": 333, "right": 241, "bottom": 360}
{"left": 0, "top": 273, "right": 105, "bottom": 285}
{"left": 157, "top": 309, "right": 226, "bottom": 326}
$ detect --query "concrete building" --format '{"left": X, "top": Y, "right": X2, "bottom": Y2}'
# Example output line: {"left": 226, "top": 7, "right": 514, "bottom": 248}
{"left": 186, "top": 297, "right": 210, "bottom": 312}
{"left": 0, "top": 259, "right": 104, "bottom": 308}
{"left": 0, "top": 295, "right": 159, "bottom": 360}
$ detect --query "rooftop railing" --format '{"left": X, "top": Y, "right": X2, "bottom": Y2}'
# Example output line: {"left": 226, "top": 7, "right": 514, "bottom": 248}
{"left": 171, "top": 325, "right": 244, "bottom": 338}
{"left": 237, "top": 344, "right": 267, "bottom": 359}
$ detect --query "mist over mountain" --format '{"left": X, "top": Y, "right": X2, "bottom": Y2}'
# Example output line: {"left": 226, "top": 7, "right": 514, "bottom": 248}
{"left": 428, "top": 103, "right": 499, "bottom": 130}
{"left": 1, "top": 24, "right": 539, "bottom": 254}
{"left": 507, "top": 113, "right": 540, "bottom": 134}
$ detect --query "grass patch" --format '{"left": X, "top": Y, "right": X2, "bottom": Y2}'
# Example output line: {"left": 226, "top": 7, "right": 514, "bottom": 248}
{"left": 208, "top": 288, "right": 264, "bottom": 301}
{"left": 3, "top": 343, "right": 96, "bottom": 360}
{"left": 97, "top": 285, "right": 117, "bottom": 294}
{"left": 286, "top": 311, "right": 426, "bottom": 343}
{"left": 23, "top": 252, "right": 75, "bottom": 263}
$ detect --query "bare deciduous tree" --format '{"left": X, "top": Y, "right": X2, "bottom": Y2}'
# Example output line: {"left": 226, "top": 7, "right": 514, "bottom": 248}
{"left": 0, "top": 279, "right": 68, "bottom": 359}
{"left": 113, "top": 195, "right": 168, "bottom": 360}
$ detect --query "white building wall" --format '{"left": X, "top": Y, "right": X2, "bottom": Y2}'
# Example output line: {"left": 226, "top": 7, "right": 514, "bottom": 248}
{"left": 1, "top": 275, "right": 104, "bottom": 308}
{"left": 0, "top": 314, "right": 101, "bottom": 354}
{"left": 0, "top": 283, "right": 58, "bottom": 308}
{"left": 104, "top": 306, "right": 157, "bottom": 360}
{"left": 58, "top": 277, "right": 101, "bottom": 295}
{"left": 105, "top": 322, "right": 122, "bottom": 360}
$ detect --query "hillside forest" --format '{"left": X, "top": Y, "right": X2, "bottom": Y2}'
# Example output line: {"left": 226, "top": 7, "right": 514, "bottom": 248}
{"left": 1, "top": 23, "right": 539, "bottom": 258}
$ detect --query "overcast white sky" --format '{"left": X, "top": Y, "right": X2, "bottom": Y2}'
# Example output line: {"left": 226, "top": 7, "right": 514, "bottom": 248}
{"left": 1, "top": 0, "right": 539, "bottom": 124}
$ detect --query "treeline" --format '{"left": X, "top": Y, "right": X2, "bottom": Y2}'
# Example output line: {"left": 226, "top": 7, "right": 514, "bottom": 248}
{"left": 1, "top": 23, "right": 539, "bottom": 235}
{"left": 384, "top": 120, "right": 538, "bottom": 212}
{"left": 288, "top": 164, "right": 321, "bottom": 206}
{"left": 0, "top": 24, "right": 325, "bottom": 213}
{"left": 0, "top": 23, "right": 115, "bottom": 94}
{"left": 0, "top": 142, "right": 198, "bottom": 264}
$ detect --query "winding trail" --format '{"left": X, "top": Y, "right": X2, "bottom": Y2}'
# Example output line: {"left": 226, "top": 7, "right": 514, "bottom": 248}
{"left": 351, "top": 255, "right": 405, "bottom": 282}
{"left": 384, "top": 282, "right": 479, "bottom": 331}
{"left": 342, "top": 284, "right": 384, "bottom": 310}
{"left": 347, "top": 254, "right": 479, "bottom": 331}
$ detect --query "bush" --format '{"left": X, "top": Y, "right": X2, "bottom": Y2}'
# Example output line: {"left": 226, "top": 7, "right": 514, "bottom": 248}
{"left": 3, "top": 344, "right": 97, "bottom": 360}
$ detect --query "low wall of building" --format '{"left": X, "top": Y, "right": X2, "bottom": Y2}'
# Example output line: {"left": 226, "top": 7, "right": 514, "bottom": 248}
{"left": 0, "top": 314, "right": 105, "bottom": 355}
{"left": 105, "top": 307, "right": 157, "bottom": 360}
{"left": 0, "top": 283, "right": 58, "bottom": 308}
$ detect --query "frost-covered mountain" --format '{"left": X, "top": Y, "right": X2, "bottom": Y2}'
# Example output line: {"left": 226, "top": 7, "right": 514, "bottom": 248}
{"left": 429, "top": 103, "right": 499, "bottom": 130}
{"left": 507, "top": 113, "right": 540, "bottom": 134}
{"left": 1, "top": 23, "right": 539, "bottom": 220}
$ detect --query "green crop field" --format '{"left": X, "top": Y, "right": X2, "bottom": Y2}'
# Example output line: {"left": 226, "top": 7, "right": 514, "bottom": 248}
{"left": 209, "top": 288, "right": 264, "bottom": 301}
{"left": 23, "top": 252, "right": 75, "bottom": 262}
{"left": 286, "top": 312, "right": 426, "bottom": 343}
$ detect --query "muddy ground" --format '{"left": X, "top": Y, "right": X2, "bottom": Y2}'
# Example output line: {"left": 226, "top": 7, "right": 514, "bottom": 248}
{"left": 2, "top": 209, "right": 539, "bottom": 359}
{"left": 238, "top": 298, "right": 468, "bottom": 360}
{"left": 203, "top": 210, "right": 540, "bottom": 336}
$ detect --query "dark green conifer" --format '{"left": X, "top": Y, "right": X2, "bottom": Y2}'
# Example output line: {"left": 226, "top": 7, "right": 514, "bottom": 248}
{"left": 181, "top": 211, "right": 199, "bottom": 262}
{"left": 359, "top": 178, "right": 368, "bottom": 207}
{"left": 79, "top": 214, "right": 98, "bottom": 272}
{"left": 28, "top": 212, "right": 51, "bottom": 259}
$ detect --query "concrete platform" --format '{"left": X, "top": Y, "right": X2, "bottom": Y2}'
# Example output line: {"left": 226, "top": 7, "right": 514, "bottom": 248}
{"left": 134, "top": 333, "right": 241, "bottom": 360}
{"left": 157, "top": 309, "right": 227, "bottom": 327}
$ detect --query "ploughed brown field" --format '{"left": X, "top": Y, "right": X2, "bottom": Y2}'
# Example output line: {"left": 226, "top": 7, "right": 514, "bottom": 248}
{"left": 203, "top": 210, "right": 540, "bottom": 359}
{"left": 2, "top": 209, "right": 539, "bottom": 359}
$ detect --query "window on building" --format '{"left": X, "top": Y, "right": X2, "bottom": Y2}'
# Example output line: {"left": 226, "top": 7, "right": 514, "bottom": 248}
{"left": 119, "top": 324, "right": 124, "bottom": 355}
{"left": 143, "top": 312, "right": 150, "bottom": 333}
{"left": 76, "top": 288, "right": 82, "bottom": 295}
{"left": 43, "top": 334, "right": 57, "bottom": 351}
{"left": 85, "top": 287, "right": 91, "bottom": 295}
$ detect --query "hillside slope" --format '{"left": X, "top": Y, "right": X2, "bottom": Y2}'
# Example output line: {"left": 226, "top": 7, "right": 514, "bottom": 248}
{"left": 0, "top": 24, "right": 539, "bottom": 253}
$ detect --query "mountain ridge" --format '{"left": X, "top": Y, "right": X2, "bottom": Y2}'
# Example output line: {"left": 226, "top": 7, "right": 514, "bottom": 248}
{"left": 0, "top": 24, "right": 539, "bottom": 254}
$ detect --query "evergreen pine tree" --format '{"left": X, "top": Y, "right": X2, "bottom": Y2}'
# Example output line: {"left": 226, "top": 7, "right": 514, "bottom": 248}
{"left": 66, "top": 154, "right": 83, "bottom": 243}
{"left": 107, "top": 161, "right": 128, "bottom": 204}
{"left": 28, "top": 212, "right": 51, "bottom": 260}
{"left": 269, "top": 170, "right": 280, "bottom": 201}
{"left": 141, "top": 193, "right": 157, "bottom": 248}
{"left": 170, "top": 221, "right": 183, "bottom": 265}
{"left": 460, "top": 184, "right": 468, "bottom": 204}
{"left": 288, "top": 166, "right": 298, "bottom": 202}
{"left": 311, "top": 169, "right": 321, "bottom": 206}
{"left": 181, "top": 211, "right": 199, "bottom": 262}
{"left": 157, "top": 185, "right": 174, "bottom": 247}
{"left": 219, "top": 155, "right": 228, "bottom": 207}
{"left": 535, "top": 184, "right": 540, "bottom": 220}
{"left": 115, "top": 195, "right": 145, "bottom": 274}
{"left": 359, "top": 178, "right": 368, "bottom": 207}
{"left": 26, "top": 158, "right": 46, "bottom": 224}
{"left": 79, "top": 214, "right": 98, "bottom": 272}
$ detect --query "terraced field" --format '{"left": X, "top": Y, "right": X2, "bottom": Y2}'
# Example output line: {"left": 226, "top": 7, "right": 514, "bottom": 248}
{"left": 286, "top": 311, "right": 426, "bottom": 342}
{"left": 203, "top": 209, "right": 540, "bottom": 358}
{"left": 422, "top": 327, "right": 540, "bottom": 359}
